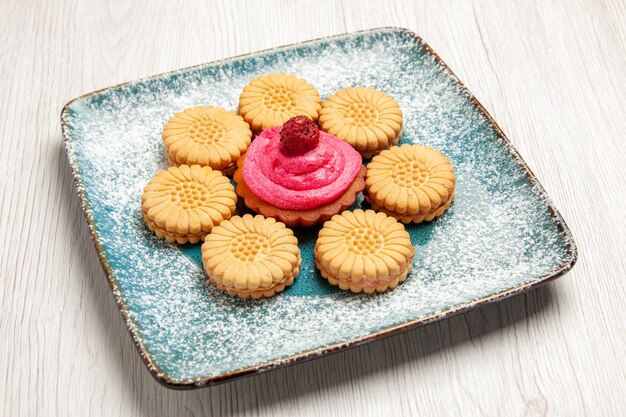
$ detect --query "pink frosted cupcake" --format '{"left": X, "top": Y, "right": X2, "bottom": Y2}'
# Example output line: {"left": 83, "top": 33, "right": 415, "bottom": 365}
{"left": 233, "top": 116, "right": 366, "bottom": 227}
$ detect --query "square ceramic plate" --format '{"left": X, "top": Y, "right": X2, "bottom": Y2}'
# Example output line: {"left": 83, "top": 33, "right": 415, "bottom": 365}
{"left": 61, "top": 28, "right": 577, "bottom": 389}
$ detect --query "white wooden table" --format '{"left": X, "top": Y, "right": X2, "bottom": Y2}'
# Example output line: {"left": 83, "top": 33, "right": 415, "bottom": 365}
{"left": 2, "top": 1, "right": 625, "bottom": 415}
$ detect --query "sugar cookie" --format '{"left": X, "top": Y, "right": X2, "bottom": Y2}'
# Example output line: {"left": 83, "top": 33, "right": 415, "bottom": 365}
{"left": 162, "top": 106, "right": 252, "bottom": 175}
{"left": 238, "top": 72, "right": 322, "bottom": 134}
{"left": 201, "top": 214, "right": 301, "bottom": 299}
{"left": 365, "top": 144, "right": 456, "bottom": 224}
{"left": 141, "top": 165, "right": 237, "bottom": 244}
{"left": 314, "top": 209, "right": 414, "bottom": 294}
{"left": 318, "top": 87, "right": 402, "bottom": 158}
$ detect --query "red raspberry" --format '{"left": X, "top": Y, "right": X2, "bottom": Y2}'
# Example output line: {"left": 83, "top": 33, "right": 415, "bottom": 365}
{"left": 279, "top": 116, "right": 320, "bottom": 155}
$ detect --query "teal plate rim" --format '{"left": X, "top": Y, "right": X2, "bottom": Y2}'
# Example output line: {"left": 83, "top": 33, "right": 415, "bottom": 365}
{"left": 60, "top": 27, "right": 577, "bottom": 389}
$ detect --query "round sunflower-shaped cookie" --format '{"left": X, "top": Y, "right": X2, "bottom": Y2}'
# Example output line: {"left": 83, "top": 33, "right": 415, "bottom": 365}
{"left": 201, "top": 214, "right": 301, "bottom": 299}
{"left": 315, "top": 209, "right": 414, "bottom": 294}
{"left": 141, "top": 165, "right": 237, "bottom": 244}
{"left": 162, "top": 106, "right": 252, "bottom": 175}
{"left": 318, "top": 87, "right": 403, "bottom": 158}
{"left": 238, "top": 72, "right": 322, "bottom": 134}
{"left": 365, "top": 144, "right": 456, "bottom": 224}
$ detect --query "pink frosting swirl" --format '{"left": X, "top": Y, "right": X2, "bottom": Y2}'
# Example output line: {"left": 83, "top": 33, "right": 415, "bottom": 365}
{"left": 242, "top": 126, "right": 362, "bottom": 210}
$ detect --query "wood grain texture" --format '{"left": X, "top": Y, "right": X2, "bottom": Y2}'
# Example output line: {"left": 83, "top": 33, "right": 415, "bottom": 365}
{"left": 1, "top": 0, "right": 625, "bottom": 415}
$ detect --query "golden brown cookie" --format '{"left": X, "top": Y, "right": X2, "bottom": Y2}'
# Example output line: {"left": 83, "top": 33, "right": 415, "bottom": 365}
{"left": 318, "top": 87, "right": 403, "bottom": 158}
{"left": 315, "top": 209, "right": 414, "bottom": 294}
{"left": 201, "top": 214, "right": 301, "bottom": 299}
{"left": 233, "top": 155, "right": 367, "bottom": 228}
{"left": 365, "top": 144, "right": 456, "bottom": 224}
{"left": 141, "top": 165, "right": 237, "bottom": 244}
{"left": 162, "top": 106, "right": 252, "bottom": 175}
{"left": 238, "top": 72, "right": 322, "bottom": 134}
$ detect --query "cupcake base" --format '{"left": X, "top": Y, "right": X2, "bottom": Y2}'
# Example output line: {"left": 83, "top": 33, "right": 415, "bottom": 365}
{"left": 233, "top": 157, "right": 366, "bottom": 228}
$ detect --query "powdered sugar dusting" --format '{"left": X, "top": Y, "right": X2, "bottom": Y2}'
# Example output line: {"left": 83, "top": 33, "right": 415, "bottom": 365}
{"left": 63, "top": 29, "right": 574, "bottom": 382}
